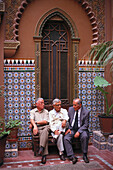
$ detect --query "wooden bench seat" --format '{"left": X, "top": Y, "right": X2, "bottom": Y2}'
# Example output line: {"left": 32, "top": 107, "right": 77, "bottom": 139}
{"left": 32, "top": 133, "right": 81, "bottom": 156}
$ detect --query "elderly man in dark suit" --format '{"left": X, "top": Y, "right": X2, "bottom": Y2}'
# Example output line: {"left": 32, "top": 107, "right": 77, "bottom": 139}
{"left": 64, "top": 98, "right": 90, "bottom": 164}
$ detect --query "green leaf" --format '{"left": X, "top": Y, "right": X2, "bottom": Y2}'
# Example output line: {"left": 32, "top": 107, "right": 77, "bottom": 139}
{"left": 108, "top": 104, "right": 113, "bottom": 113}
{"left": 87, "top": 41, "right": 113, "bottom": 72}
{"left": 94, "top": 76, "right": 111, "bottom": 87}
{"left": 104, "top": 51, "right": 113, "bottom": 66}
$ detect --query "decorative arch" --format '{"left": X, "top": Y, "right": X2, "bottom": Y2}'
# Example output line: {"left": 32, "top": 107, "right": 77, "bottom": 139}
{"left": 34, "top": 8, "right": 79, "bottom": 39}
{"left": 13, "top": 0, "right": 98, "bottom": 45}
{"left": 12, "top": 0, "right": 99, "bottom": 101}
{"left": 33, "top": 8, "right": 80, "bottom": 101}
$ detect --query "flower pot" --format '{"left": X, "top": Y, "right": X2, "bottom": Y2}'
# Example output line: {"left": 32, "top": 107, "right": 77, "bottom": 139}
{"left": 7, "top": 127, "right": 18, "bottom": 140}
{"left": 98, "top": 115, "right": 113, "bottom": 135}
{"left": 0, "top": 134, "right": 7, "bottom": 166}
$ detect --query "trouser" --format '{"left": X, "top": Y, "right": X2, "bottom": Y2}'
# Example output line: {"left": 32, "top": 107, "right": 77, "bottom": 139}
{"left": 56, "top": 134, "right": 64, "bottom": 153}
{"left": 38, "top": 125, "right": 50, "bottom": 155}
{"left": 64, "top": 130, "right": 89, "bottom": 157}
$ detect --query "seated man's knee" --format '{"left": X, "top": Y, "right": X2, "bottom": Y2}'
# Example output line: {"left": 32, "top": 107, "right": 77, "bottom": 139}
{"left": 81, "top": 131, "right": 89, "bottom": 140}
{"left": 44, "top": 128, "right": 49, "bottom": 134}
{"left": 64, "top": 135, "right": 70, "bottom": 142}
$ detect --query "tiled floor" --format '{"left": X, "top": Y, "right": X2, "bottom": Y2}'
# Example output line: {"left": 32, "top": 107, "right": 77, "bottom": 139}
{"left": 1, "top": 145, "right": 113, "bottom": 169}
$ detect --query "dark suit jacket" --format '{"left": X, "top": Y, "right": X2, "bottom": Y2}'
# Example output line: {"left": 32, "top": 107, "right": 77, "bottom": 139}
{"left": 68, "top": 106, "right": 90, "bottom": 134}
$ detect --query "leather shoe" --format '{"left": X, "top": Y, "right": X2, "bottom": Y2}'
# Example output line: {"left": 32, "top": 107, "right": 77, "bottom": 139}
{"left": 38, "top": 146, "right": 44, "bottom": 156}
{"left": 41, "top": 155, "right": 46, "bottom": 164}
{"left": 60, "top": 154, "right": 66, "bottom": 161}
{"left": 83, "top": 155, "right": 89, "bottom": 163}
{"left": 72, "top": 157, "right": 78, "bottom": 164}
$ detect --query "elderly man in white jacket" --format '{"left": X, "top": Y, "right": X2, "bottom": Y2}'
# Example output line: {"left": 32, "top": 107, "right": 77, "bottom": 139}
{"left": 49, "top": 98, "right": 69, "bottom": 161}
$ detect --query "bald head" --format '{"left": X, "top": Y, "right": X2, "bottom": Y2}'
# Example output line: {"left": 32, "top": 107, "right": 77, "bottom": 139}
{"left": 73, "top": 98, "right": 82, "bottom": 105}
{"left": 73, "top": 98, "right": 82, "bottom": 111}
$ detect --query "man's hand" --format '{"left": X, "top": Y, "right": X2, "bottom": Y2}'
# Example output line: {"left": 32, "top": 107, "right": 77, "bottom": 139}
{"left": 65, "top": 129, "right": 71, "bottom": 135}
{"left": 74, "top": 131, "right": 80, "bottom": 138}
{"left": 33, "top": 125, "right": 38, "bottom": 135}
{"left": 55, "top": 130, "right": 61, "bottom": 136}
{"left": 62, "top": 120, "right": 66, "bottom": 128}
{"left": 29, "top": 123, "right": 32, "bottom": 129}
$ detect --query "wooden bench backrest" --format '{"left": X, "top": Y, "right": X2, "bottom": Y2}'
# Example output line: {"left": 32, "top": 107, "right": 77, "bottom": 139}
{"left": 31, "top": 104, "right": 72, "bottom": 112}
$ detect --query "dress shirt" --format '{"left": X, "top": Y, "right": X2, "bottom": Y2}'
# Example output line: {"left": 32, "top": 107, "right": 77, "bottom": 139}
{"left": 49, "top": 108, "right": 69, "bottom": 132}
{"left": 30, "top": 108, "right": 49, "bottom": 123}
{"left": 71, "top": 108, "right": 81, "bottom": 128}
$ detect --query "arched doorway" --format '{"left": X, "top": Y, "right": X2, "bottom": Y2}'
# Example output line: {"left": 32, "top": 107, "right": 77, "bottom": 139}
{"left": 34, "top": 10, "right": 80, "bottom": 105}
{"left": 41, "top": 20, "right": 71, "bottom": 103}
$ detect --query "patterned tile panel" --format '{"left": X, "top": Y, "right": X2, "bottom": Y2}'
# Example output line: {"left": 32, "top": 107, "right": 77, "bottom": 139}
{"left": 5, "top": 141, "right": 18, "bottom": 158}
{"left": 108, "top": 135, "right": 113, "bottom": 144}
{"left": 107, "top": 135, "right": 113, "bottom": 152}
{"left": 4, "top": 60, "right": 35, "bottom": 141}
{"left": 4, "top": 59, "right": 105, "bottom": 149}
{"left": 78, "top": 61, "right": 104, "bottom": 132}
{"left": 18, "top": 136, "right": 32, "bottom": 149}
{"left": 107, "top": 143, "right": 113, "bottom": 152}
{"left": 93, "top": 131, "right": 113, "bottom": 151}
{"left": 93, "top": 131, "right": 107, "bottom": 142}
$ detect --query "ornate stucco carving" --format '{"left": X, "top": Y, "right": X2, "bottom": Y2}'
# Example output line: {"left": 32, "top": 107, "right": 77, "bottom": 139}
{"left": 13, "top": 0, "right": 99, "bottom": 45}
{"left": 13, "top": 0, "right": 28, "bottom": 41}
{"left": 81, "top": 1, "right": 98, "bottom": 45}
{"left": 35, "top": 8, "right": 79, "bottom": 39}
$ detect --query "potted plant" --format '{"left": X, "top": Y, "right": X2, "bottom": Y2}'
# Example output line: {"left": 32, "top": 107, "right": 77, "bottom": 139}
{"left": 94, "top": 76, "right": 113, "bottom": 135}
{"left": 5, "top": 119, "right": 22, "bottom": 140}
{"left": 0, "top": 117, "right": 10, "bottom": 166}
{"left": 0, "top": 85, "right": 10, "bottom": 166}
{"left": 86, "top": 41, "right": 113, "bottom": 67}
{"left": 85, "top": 41, "right": 113, "bottom": 135}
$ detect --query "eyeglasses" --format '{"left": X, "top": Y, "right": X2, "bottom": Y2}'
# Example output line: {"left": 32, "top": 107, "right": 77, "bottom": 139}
{"left": 39, "top": 102, "right": 44, "bottom": 105}
{"left": 55, "top": 104, "right": 61, "bottom": 106}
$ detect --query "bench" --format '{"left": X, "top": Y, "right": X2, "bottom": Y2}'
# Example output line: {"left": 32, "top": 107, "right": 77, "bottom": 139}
{"left": 31, "top": 103, "right": 81, "bottom": 156}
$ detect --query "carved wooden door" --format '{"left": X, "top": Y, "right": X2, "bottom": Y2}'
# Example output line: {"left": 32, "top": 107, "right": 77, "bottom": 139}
{"left": 41, "top": 20, "right": 70, "bottom": 103}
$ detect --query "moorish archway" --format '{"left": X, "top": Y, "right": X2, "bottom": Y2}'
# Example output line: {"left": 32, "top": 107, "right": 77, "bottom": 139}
{"left": 34, "top": 8, "right": 80, "bottom": 104}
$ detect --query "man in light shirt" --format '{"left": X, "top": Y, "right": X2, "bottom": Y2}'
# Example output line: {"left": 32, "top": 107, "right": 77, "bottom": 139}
{"left": 49, "top": 98, "right": 69, "bottom": 161}
{"left": 64, "top": 98, "right": 90, "bottom": 164}
{"left": 30, "top": 98, "right": 50, "bottom": 164}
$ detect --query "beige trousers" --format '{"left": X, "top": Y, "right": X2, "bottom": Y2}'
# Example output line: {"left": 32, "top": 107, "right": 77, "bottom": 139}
{"left": 38, "top": 125, "right": 50, "bottom": 155}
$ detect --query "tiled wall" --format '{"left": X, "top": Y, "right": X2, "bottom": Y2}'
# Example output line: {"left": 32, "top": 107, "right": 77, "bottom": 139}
{"left": 78, "top": 61, "right": 104, "bottom": 133}
{"left": 4, "top": 60, "right": 35, "bottom": 149}
{"left": 93, "top": 131, "right": 113, "bottom": 151}
{"left": 4, "top": 59, "right": 104, "bottom": 149}
{"left": 5, "top": 141, "right": 18, "bottom": 158}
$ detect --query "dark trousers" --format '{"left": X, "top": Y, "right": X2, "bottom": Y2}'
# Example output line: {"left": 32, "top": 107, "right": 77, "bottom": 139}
{"left": 64, "top": 130, "right": 89, "bottom": 157}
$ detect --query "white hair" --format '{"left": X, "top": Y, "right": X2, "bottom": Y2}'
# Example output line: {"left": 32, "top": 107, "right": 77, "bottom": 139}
{"left": 52, "top": 98, "right": 61, "bottom": 105}
{"left": 35, "top": 98, "right": 44, "bottom": 104}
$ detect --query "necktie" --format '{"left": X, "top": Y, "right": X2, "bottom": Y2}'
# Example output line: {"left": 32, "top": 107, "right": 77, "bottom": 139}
{"left": 73, "top": 110, "right": 78, "bottom": 131}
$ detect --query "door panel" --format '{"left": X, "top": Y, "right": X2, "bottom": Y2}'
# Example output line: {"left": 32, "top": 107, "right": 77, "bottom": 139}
{"left": 41, "top": 21, "right": 70, "bottom": 102}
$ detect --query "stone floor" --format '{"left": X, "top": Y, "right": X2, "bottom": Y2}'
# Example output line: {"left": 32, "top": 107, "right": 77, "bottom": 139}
{"left": 1, "top": 145, "right": 113, "bottom": 170}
